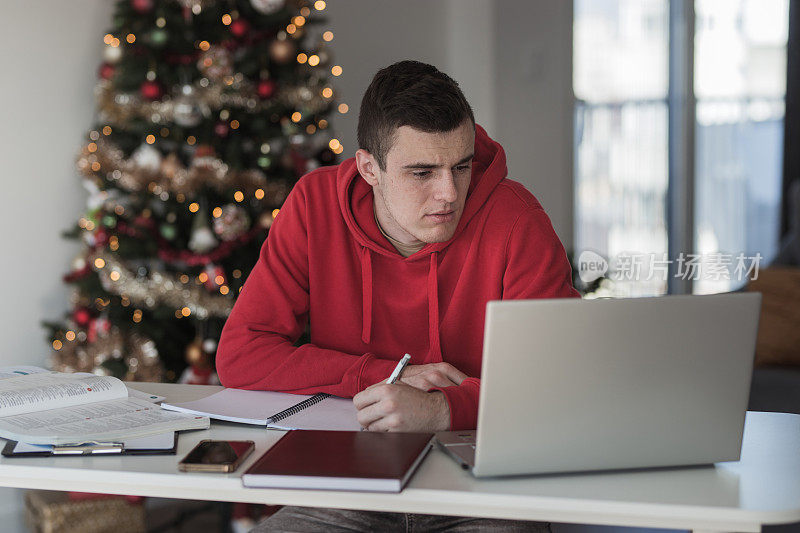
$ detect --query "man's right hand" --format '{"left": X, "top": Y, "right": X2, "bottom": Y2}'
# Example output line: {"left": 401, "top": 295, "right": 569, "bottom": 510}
{"left": 399, "top": 362, "right": 468, "bottom": 390}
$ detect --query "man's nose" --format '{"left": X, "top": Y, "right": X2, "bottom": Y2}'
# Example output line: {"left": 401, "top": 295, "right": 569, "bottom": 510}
{"left": 433, "top": 171, "right": 458, "bottom": 203}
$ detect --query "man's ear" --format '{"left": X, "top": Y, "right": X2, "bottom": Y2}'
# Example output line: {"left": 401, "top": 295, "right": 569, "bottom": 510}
{"left": 355, "top": 149, "right": 380, "bottom": 186}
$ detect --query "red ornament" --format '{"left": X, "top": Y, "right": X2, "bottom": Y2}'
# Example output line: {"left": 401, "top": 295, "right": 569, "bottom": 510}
{"left": 140, "top": 80, "right": 163, "bottom": 100}
{"left": 203, "top": 264, "right": 226, "bottom": 291}
{"left": 131, "top": 0, "right": 153, "bottom": 13}
{"left": 73, "top": 308, "right": 92, "bottom": 328}
{"left": 230, "top": 19, "right": 251, "bottom": 38}
{"left": 213, "top": 121, "right": 230, "bottom": 138}
{"left": 98, "top": 63, "right": 115, "bottom": 80}
{"left": 94, "top": 228, "right": 109, "bottom": 247}
{"left": 257, "top": 79, "right": 277, "bottom": 99}
{"left": 193, "top": 144, "right": 216, "bottom": 158}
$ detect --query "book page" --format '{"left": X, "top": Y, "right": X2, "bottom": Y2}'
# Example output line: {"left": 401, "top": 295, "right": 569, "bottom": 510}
{"left": 0, "top": 373, "right": 129, "bottom": 417}
{"left": 0, "top": 397, "right": 209, "bottom": 445}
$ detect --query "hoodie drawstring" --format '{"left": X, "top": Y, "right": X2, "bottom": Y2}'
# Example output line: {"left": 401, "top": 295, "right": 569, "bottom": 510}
{"left": 360, "top": 246, "right": 373, "bottom": 344}
{"left": 428, "top": 252, "right": 443, "bottom": 361}
{"left": 360, "top": 246, "right": 443, "bottom": 361}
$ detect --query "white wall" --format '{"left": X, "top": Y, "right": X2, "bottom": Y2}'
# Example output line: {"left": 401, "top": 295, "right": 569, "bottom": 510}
{"left": 0, "top": 1, "right": 113, "bottom": 368}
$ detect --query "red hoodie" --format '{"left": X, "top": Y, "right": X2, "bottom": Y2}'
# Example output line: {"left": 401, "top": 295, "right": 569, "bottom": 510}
{"left": 217, "top": 125, "right": 579, "bottom": 429}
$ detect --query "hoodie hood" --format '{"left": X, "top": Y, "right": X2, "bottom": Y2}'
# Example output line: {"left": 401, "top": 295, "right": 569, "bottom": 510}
{"left": 335, "top": 124, "right": 508, "bottom": 359}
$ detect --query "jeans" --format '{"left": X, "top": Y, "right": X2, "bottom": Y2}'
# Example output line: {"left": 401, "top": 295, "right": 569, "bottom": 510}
{"left": 252, "top": 505, "right": 552, "bottom": 532}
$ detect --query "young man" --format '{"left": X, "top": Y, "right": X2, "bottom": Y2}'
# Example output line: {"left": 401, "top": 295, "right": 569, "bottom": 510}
{"left": 217, "top": 60, "right": 578, "bottom": 531}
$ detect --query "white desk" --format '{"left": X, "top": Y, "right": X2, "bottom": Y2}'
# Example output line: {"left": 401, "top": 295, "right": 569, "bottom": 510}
{"left": 0, "top": 383, "right": 797, "bottom": 533}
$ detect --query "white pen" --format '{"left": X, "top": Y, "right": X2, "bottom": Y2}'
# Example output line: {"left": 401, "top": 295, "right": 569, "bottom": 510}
{"left": 385, "top": 354, "right": 411, "bottom": 384}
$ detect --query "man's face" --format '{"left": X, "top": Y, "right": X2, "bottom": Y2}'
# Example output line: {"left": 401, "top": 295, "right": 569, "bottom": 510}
{"left": 358, "top": 120, "right": 475, "bottom": 245}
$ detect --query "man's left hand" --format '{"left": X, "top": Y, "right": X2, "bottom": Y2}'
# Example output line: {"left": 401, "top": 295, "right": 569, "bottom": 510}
{"left": 353, "top": 383, "right": 450, "bottom": 432}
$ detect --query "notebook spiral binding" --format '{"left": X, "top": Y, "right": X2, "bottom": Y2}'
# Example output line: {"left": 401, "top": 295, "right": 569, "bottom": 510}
{"left": 268, "top": 393, "right": 331, "bottom": 423}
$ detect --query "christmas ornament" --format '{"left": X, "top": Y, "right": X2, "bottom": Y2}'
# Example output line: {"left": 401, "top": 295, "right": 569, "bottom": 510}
{"left": 131, "top": 143, "right": 162, "bottom": 173}
{"left": 213, "top": 204, "right": 250, "bottom": 241}
{"left": 188, "top": 211, "right": 218, "bottom": 253}
{"left": 213, "top": 121, "right": 230, "bottom": 138}
{"left": 172, "top": 85, "right": 209, "bottom": 127}
{"left": 179, "top": 338, "right": 220, "bottom": 385}
{"left": 149, "top": 28, "right": 169, "bottom": 47}
{"left": 98, "top": 63, "right": 115, "bottom": 80}
{"left": 103, "top": 44, "right": 123, "bottom": 64}
{"left": 229, "top": 18, "right": 251, "bottom": 38}
{"left": 140, "top": 80, "right": 164, "bottom": 100}
{"left": 131, "top": 0, "right": 154, "bottom": 14}
{"left": 203, "top": 264, "right": 226, "bottom": 290}
{"left": 257, "top": 79, "right": 277, "bottom": 99}
{"left": 197, "top": 46, "right": 233, "bottom": 81}
{"left": 269, "top": 39, "right": 295, "bottom": 64}
{"left": 159, "top": 223, "right": 177, "bottom": 241}
{"left": 250, "top": 0, "right": 284, "bottom": 14}
{"left": 160, "top": 153, "right": 182, "bottom": 180}
{"left": 74, "top": 308, "right": 92, "bottom": 328}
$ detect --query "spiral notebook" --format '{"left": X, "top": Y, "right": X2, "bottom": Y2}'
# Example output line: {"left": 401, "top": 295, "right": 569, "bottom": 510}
{"left": 160, "top": 389, "right": 361, "bottom": 431}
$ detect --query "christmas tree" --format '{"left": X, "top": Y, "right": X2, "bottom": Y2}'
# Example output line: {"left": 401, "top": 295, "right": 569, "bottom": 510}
{"left": 44, "top": 0, "right": 342, "bottom": 384}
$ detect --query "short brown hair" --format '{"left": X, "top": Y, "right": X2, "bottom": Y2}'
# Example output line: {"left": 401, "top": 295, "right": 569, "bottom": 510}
{"left": 357, "top": 60, "right": 475, "bottom": 171}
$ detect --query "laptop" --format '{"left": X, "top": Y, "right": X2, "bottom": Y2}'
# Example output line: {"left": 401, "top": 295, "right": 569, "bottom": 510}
{"left": 436, "top": 293, "right": 762, "bottom": 477}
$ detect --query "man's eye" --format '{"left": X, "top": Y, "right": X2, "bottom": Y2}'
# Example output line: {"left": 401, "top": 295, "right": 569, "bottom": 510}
{"left": 455, "top": 165, "right": 471, "bottom": 172}
{"left": 413, "top": 171, "right": 432, "bottom": 179}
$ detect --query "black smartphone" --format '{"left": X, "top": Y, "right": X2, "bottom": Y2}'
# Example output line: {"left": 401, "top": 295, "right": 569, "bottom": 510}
{"left": 178, "top": 440, "right": 255, "bottom": 473}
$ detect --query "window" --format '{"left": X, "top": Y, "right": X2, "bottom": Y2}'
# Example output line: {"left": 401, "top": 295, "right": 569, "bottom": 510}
{"left": 573, "top": 0, "right": 789, "bottom": 296}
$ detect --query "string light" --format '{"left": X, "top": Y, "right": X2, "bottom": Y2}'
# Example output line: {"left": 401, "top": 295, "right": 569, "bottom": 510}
{"left": 175, "top": 310, "right": 183, "bottom": 319}
{"left": 156, "top": 17, "right": 166, "bottom": 27}
{"left": 214, "top": 275, "right": 225, "bottom": 285}
{"left": 306, "top": 124, "right": 316, "bottom": 134}
{"left": 220, "top": 286, "right": 230, "bottom": 295}
{"left": 88, "top": 143, "right": 98, "bottom": 153}
{"left": 272, "top": 208, "right": 280, "bottom": 218}
{"left": 212, "top": 207, "right": 223, "bottom": 218}
{"left": 89, "top": 131, "right": 100, "bottom": 141}
{"left": 133, "top": 309, "right": 143, "bottom": 323}
{"left": 126, "top": 33, "right": 136, "bottom": 44}
{"left": 338, "top": 103, "right": 349, "bottom": 114}
{"left": 198, "top": 272, "right": 209, "bottom": 283}
{"left": 176, "top": 193, "right": 185, "bottom": 203}
{"left": 314, "top": 0, "right": 326, "bottom": 10}
{"left": 331, "top": 65, "right": 343, "bottom": 76}
{"left": 318, "top": 119, "right": 328, "bottom": 129}
{"left": 109, "top": 271, "right": 121, "bottom": 281}
{"left": 308, "top": 55, "right": 320, "bottom": 67}
{"left": 103, "top": 34, "right": 114, "bottom": 45}
{"left": 187, "top": 135, "right": 196, "bottom": 145}
{"left": 254, "top": 188, "right": 265, "bottom": 200}
{"left": 234, "top": 191, "right": 244, "bottom": 202}
{"left": 287, "top": 23, "right": 297, "bottom": 34}
{"left": 160, "top": 127, "right": 170, "bottom": 137}
{"left": 291, "top": 111, "right": 302, "bottom": 122}
{"left": 199, "top": 40, "right": 210, "bottom": 51}
{"left": 189, "top": 202, "right": 200, "bottom": 213}
{"left": 180, "top": 274, "right": 189, "bottom": 284}
{"left": 181, "top": 307, "right": 192, "bottom": 317}
{"left": 233, "top": 269, "right": 242, "bottom": 279}
{"left": 94, "top": 258, "right": 106, "bottom": 269}
{"left": 65, "top": 331, "right": 76, "bottom": 342}
{"left": 145, "top": 134, "right": 156, "bottom": 144}
{"left": 293, "top": 16, "right": 306, "bottom": 27}
{"left": 328, "top": 139, "right": 341, "bottom": 150}
{"left": 323, "top": 31, "right": 333, "bottom": 41}
{"left": 111, "top": 38, "right": 120, "bottom": 47}
{"left": 102, "top": 126, "right": 112, "bottom": 135}
{"left": 322, "top": 87, "right": 333, "bottom": 98}
{"left": 301, "top": 7, "right": 311, "bottom": 16}
{"left": 230, "top": 120, "right": 239, "bottom": 129}
{"left": 91, "top": 162, "right": 101, "bottom": 172}
{"left": 222, "top": 14, "right": 232, "bottom": 25}
{"left": 53, "top": 340, "right": 63, "bottom": 350}
{"left": 297, "top": 53, "right": 308, "bottom": 64}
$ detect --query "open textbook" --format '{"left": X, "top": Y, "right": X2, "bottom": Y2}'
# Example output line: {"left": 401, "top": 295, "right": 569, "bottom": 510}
{"left": 0, "top": 366, "right": 209, "bottom": 445}
{"left": 162, "top": 388, "right": 362, "bottom": 431}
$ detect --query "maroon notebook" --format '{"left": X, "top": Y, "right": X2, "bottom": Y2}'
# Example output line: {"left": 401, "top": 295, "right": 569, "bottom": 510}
{"left": 241, "top": 430, "right": 434, "bottom": 492}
